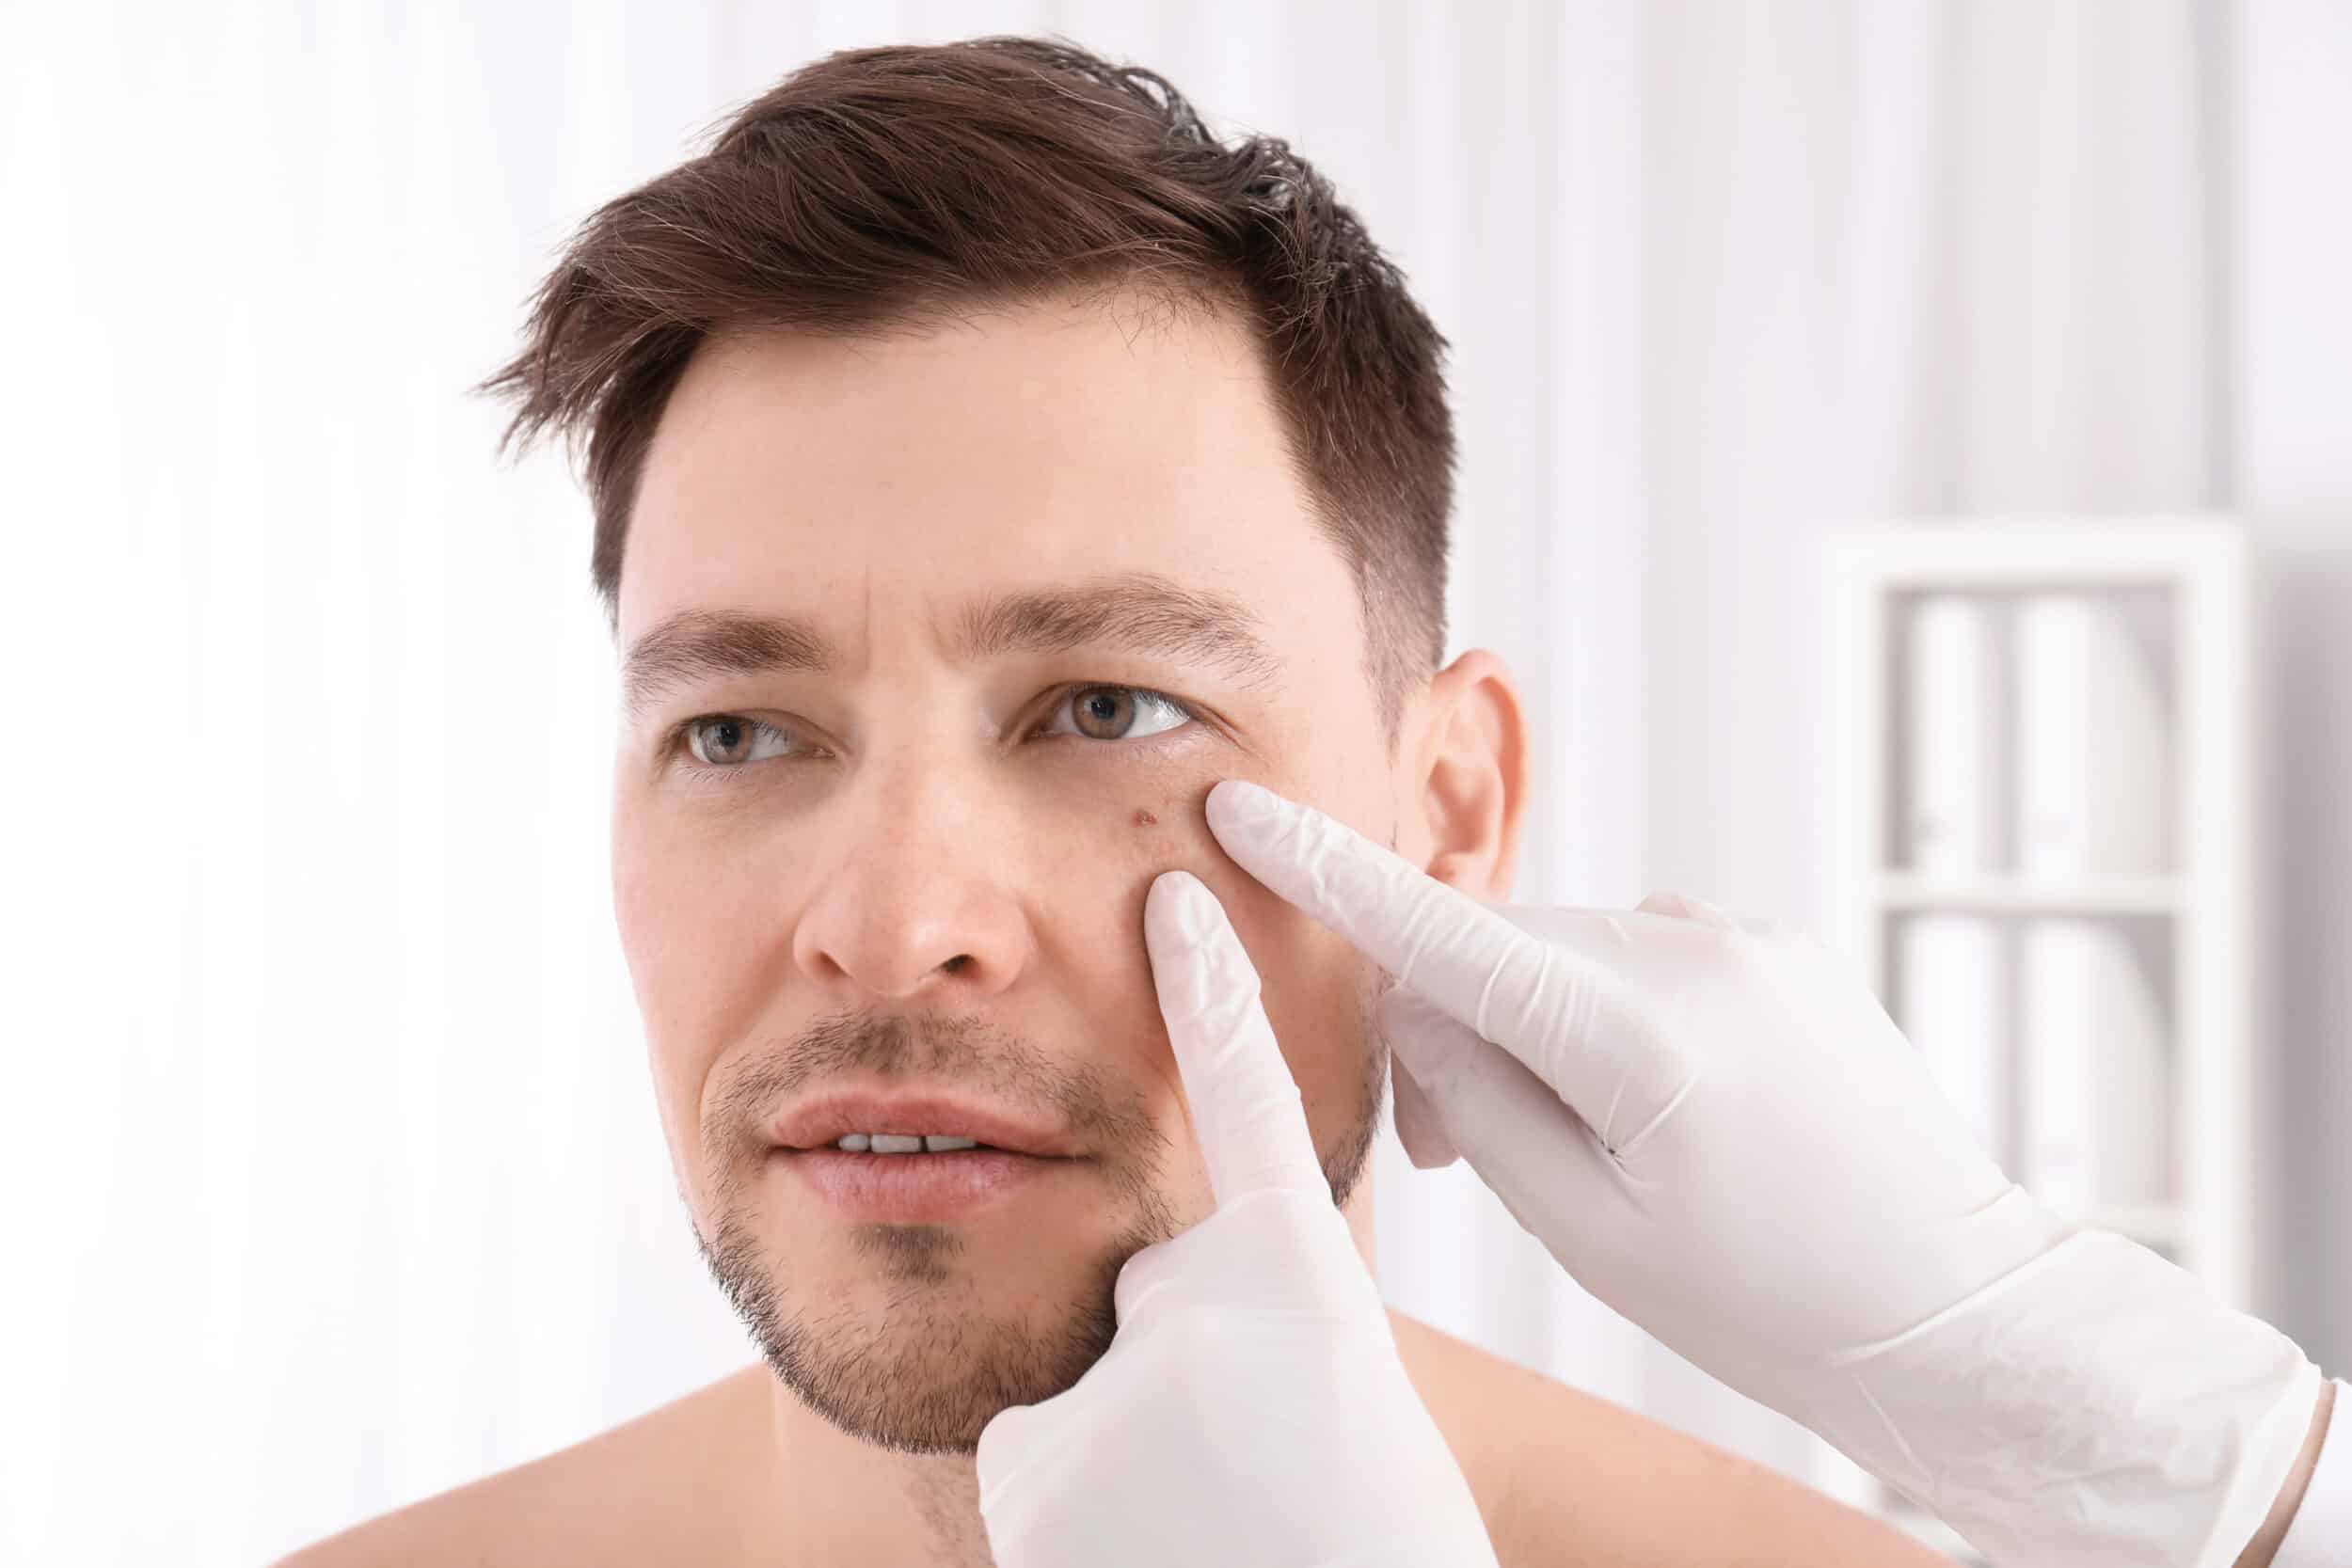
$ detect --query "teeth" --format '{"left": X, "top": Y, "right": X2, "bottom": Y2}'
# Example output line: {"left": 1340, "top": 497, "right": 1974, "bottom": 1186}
{"left": 832, "top": 1132, "right": 987, "bottom": 1153}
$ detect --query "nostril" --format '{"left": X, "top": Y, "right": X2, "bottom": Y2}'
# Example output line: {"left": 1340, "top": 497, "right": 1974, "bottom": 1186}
{"left": 939, "top": 954, "right": 971, "bottom": 974}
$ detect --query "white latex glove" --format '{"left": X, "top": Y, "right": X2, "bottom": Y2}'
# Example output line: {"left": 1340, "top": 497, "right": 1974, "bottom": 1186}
{"left": 1204, "top": 778, "right": 2323, "bottom": 1568}
{"left": 974, "top": 869, "right": 1499, "bottom": 1568}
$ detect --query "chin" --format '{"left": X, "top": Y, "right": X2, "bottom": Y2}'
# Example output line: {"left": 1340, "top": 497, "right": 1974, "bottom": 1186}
{"left": 693, "top": 1183, "right": 1181, "bottom": 1454}
{"left": 760, "top": 1229, "right": 1154, "bottom": 1453}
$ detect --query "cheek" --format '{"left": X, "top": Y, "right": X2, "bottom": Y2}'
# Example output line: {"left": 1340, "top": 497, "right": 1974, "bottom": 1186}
{"left": 611, "top": 808, "right": 772, "bottom": 1179}
{"left": 1200, "top": 871, "right": 1378, "bottom": 1143}
{"left": 1073, "top": 776, "right": 1381, "bottom": 1152}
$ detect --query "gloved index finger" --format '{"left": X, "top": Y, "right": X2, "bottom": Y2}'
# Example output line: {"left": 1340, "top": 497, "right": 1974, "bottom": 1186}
{"left": 1203, "top": 779, "right": 1622, "bottom": 1125}
{"left": 1143, "top": 868, "right": 1327, "bottom": 1207}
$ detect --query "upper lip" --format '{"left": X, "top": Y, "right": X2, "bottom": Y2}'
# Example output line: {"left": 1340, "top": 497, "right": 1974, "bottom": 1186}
{"left": 770, "top": 1089, "right": 1083, "bottom": 1158}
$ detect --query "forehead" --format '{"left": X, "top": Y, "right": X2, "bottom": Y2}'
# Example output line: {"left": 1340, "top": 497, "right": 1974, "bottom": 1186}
{"left": 618, "top": 293, "right": 1351, "bottom": 646}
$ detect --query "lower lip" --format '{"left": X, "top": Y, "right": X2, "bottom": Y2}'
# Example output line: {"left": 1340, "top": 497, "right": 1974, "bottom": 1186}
{"left": 775, "top": 1147, "right": 1077, "bottom": 1224}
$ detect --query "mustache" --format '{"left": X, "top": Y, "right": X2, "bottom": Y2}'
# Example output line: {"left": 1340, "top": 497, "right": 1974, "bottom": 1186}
{"left": 704, "top": 1008, "right": 1171, "bottom": 1176}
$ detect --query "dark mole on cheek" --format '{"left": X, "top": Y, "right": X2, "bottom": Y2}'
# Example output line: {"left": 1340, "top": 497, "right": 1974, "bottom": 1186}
{"left": 1133, "top": 808, "right": 1159, "bottom": 829}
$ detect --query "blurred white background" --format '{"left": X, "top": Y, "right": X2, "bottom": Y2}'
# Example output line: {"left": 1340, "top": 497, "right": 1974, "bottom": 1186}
{"left": 4, "top": 2, "right": 2347, "bottom": 1562}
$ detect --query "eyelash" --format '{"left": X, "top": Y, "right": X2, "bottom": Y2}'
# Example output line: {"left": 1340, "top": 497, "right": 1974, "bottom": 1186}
{"left": 664, "top": 684, "right": 1201, "bottom": 782}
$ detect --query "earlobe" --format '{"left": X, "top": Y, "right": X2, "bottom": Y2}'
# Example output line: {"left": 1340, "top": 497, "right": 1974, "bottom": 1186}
{"left": 1413, "top": 650, "right": 1530, "bottom": 903}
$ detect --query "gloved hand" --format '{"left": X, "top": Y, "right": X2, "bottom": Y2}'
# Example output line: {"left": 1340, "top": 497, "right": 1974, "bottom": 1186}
{"left": 1203, "top": 778, "right": 2324, "bottom": 1568}
{"left": 974, "top": 869, "right": 1499, "bottom": 1568}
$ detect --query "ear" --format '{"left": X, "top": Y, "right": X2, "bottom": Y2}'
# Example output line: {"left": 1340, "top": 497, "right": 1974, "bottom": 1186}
{"left": 1404, "top": 648, "right": 1529, "bottom": 901}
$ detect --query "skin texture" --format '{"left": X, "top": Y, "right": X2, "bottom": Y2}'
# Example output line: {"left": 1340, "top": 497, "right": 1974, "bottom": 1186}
{"left": 277, "top": 290, "right": 1950, "bottom": 1566}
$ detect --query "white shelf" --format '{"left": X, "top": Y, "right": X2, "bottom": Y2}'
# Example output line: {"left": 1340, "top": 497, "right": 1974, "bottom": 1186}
{"left": 1820, "top": 516, "right": 2248, "bottom": 587}
{"left": 1877, "top": 871, "right": 2183, "bottom": 916}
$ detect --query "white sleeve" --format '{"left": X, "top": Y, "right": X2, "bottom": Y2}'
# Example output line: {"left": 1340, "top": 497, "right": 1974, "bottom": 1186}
{"left": 2273, "top": 1379, "right": 2352, "bottom": 1568}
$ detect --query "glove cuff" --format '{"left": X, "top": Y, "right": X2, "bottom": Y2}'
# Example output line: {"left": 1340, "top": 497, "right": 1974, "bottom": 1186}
{"left": 1799, "top": 1228, "right": 2321, "bottom": 1568}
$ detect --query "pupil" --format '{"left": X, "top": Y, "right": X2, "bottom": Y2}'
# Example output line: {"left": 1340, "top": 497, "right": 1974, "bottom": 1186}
{"left": 1077, "top": 689, "right": 1132, "bottom": 738}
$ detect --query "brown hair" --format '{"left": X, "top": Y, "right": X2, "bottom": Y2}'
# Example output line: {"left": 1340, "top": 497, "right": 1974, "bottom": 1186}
{"left": 477, "top": 35, "right": 1454, "bottom": 743}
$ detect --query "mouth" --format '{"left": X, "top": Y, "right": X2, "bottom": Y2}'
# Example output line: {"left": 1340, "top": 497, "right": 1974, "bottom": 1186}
{"left": 809, "top": 1132, "right": 1015, "bottom": 1154}
{"left": 769, "top": 1089, "right": 1084, "bottom": 1160}
{"left": 768, "top": 1087, "right": 1087, "bottom": 1225}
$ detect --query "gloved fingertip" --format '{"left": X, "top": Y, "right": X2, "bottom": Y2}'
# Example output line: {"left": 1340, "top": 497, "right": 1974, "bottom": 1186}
{"left": 1144, "top": 867, "right": 1218, "bottom": 945}
{"left": 1204, "top": 777, "right": 1285, "bottom": 841}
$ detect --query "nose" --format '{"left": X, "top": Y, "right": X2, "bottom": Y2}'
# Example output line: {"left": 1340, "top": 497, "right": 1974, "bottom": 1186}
{"left": 790, "top": 763, "right": 1035, "bottom": 1003}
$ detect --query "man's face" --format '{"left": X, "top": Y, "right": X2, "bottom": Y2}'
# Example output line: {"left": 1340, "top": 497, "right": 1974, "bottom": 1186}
{"left": 611, "top": 292, "right": 1406, "bottom": 1453}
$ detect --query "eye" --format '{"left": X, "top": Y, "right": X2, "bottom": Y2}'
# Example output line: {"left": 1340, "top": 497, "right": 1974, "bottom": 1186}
{"left": 1043, "top": 686, "right": 1197, "bottom": 743}
{"left": 677, "top": 714, "right": 803, "bottom": 771}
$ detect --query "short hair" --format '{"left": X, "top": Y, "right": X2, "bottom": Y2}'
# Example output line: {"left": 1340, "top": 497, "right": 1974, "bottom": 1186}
{"left": 477, "top": 35, "right": 1455, "bottom": 744}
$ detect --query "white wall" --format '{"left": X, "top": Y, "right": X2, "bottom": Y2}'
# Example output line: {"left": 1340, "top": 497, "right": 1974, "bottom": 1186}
{"left": 2237, "top": 0, "right": 2352, "bottom": 1373}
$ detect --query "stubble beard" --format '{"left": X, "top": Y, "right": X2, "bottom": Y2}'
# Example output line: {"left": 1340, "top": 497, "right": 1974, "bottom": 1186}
{"left": 689, "top": 977, "right": 1392, "bottom": 1454}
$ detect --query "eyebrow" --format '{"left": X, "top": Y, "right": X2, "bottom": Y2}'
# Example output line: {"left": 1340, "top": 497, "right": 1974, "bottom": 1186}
{"left": 620, "top": 571, "right": 1283, "bottom": 722}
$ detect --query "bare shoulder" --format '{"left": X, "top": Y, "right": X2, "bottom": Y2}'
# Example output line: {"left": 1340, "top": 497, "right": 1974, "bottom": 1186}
{"left": 270, "top": 1365, "right": 771, "bottom": 1568}
{"left": 1387, "top": 1311, "right": 1949, "bottom": 1567}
